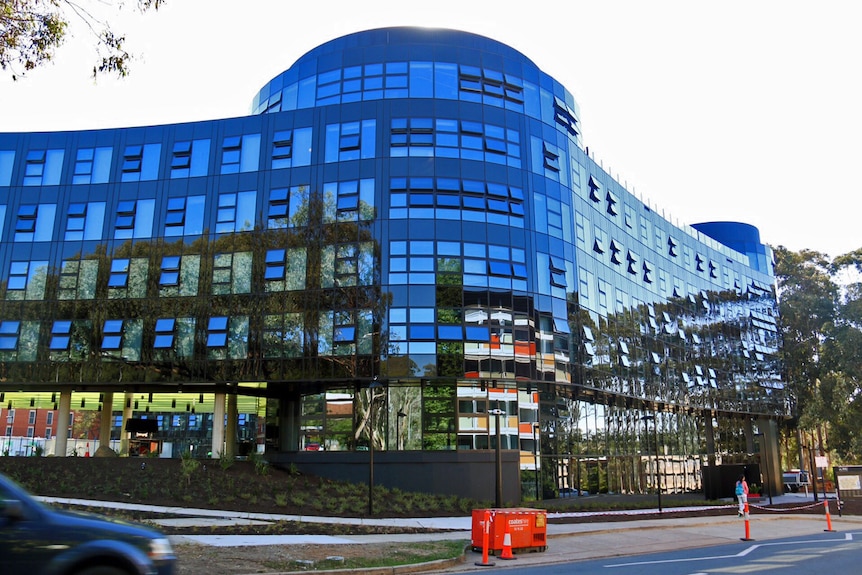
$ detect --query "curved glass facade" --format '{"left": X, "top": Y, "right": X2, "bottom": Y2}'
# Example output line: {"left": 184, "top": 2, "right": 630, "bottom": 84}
{"left": 0, "top": 27, "right": 784, "bottom": 499}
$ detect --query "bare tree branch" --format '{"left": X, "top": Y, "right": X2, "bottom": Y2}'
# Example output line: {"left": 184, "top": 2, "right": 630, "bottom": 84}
{"left": 0, "top": 0, "right": 163, "bottom": 80}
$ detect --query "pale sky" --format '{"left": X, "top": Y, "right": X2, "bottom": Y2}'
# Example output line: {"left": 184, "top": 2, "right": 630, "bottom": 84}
{"left": 1, "top": 0, "right": 860, "bottom": 259}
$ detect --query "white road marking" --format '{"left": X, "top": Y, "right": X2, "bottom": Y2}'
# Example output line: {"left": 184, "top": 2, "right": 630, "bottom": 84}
{"left": 604, "top": 533, "right": 859, "bottom": 568}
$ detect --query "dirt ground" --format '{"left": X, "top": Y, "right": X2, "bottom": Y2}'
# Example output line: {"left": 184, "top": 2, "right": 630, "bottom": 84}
{"left": 173, "top": 540, "right": 458, "bottom": 575}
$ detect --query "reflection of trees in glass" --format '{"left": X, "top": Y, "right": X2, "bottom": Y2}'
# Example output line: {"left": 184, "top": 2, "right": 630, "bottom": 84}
{"left": 301, "top": 393, "right": 325, "bottom": 448}
{"left": 319, "top": 388, "right": 355, "bottom": 451}
{"left": 551, "top": 276, "right": 784, "bottom": 493}
{"left": 211, "top": 252, "right": 252, "bottom": 295}
{"left": 71, "top": 410, "right": 100, "bottom": 441}
{"left": 570, "top": 281, "right": 783, "bottom": 417}
{"left": 388, "top": 384, "right": 421, "bottom": 450}
{"left": 0, "top": 184, "right": 387, "bottom": 390}
{"left": 437, "top": 342, "right": 463, "bottom": 377}
{"left": 262, "top": 313, "right": 304, "bottom": 358}
{"left": 57, "top": 259, "right": 98, "bottom": 300}
{"left": 421, "top": 382, "right": 456, "bottom": 451}
{"left": 0, "top": 183, "right": 388, "bottom": 452}
{"left": 354, "top": 384, "right": 386, "bottom": 450}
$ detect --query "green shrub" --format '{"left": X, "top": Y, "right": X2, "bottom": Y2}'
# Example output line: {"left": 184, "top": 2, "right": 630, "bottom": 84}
{"left": 217, "top": 453, "right": 235, "bottom": 471}
{"left": 248, "top": 451, "right": 269, "bottom": 476}
{"left": 180, "top": 450, "right": 200, "bottom": 485}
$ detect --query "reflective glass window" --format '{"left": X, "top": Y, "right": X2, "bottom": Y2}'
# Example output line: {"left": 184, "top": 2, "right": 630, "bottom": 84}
{"left": 220, "top": 134, "right": 260, "bottom": 174}
{"left": 159, "top": 256, "right": 181, "bottom": 286}
{"left": 108, "top": 259, "right": 130, "bottom": 288}
{"left": 101, "top": 319, "right": 124, "bottom": 350}
{"left": 268, "top": 185, "right": 308, "bottom": 228}
{"left": 0, "top": 320, "right": 19, "bottom": 350}
{"left": 265, "top": 249, "right": 285, "bottom": 280}
{"left": 114, "top": 199, "right": 155, "bottom": 240}
{"left": 23, "top": 149, "right": 63, "bottom": 186}
{"left": 216, "top": 191, "right": 255, "bottom": 233}
{"left": 121, "top": 143, "right": 160, "bottom": 182}
{"left": 153, "top": 318, "right": 175, "bottom": 349}
{"left": 325, "top": 120, "right": 376, "bottom": 162}
{"left": 49, "top": 320, "right": 72, "bottom": 350}
{"left": 73, "top": 147, "right": 112, "bottom": 184}
{"left": 0, "top": 150, "right": 13, "bottom": 186}
{"left": 171, "top": 139, "right": 210, "bottom": 178}
{"left": 206, "top": 316, "right": 229, "bottom": 347}
{"left": 167, "top": 195, "right": 202, "bottom": 236}
{"left": 14, "top": 203, "right": 56, "bottom": 242}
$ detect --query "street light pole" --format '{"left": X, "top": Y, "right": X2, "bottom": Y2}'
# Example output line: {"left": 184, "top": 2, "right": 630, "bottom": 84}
{"left": 489, "top": 408, "right": 504, "bottom": 508}
{"left": 368, "top": 377, "right": 383, "bottom": 515}
{"left": 533, "top": 422, "right": 540, "bottom": 501}
{"left": 808, "top": 444, "right": 819, "bottom": 503}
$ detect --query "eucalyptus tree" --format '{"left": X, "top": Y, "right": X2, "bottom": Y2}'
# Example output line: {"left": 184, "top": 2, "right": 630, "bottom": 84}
{"left": 775, "top": 245, "right": 862, "bottom": 466}
{"left": 1, "top": 0, "right": 163, "bottom": 79}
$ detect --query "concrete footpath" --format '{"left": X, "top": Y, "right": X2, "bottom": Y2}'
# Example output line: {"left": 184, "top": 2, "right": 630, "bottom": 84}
{"left": 42, "top": 493, "right": 862, "bottom": 570}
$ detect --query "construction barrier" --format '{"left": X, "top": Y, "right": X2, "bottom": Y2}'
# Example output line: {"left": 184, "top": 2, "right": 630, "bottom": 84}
{"left": 471, "top": 508, "right": 548, "bottom": 556}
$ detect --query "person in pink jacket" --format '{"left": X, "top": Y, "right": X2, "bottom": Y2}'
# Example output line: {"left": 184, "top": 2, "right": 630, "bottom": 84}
{"left": 735, "top": 474, "right": 749, "bottom": 516}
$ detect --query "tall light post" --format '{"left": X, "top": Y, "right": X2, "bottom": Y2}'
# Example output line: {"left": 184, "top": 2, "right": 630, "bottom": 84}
{"left": 368, "top": 377, "right": 383, "bottom": 515}
{"left": 533, "top": 422, "right": 541, "bottom": 501}
{"left": 643, "top": 414, "right": 662, "bottom": 513}
{"left": 806, "top": 443, "right": 819, "bottom": 503}
{"left": 489, "top": 407, "right": 504, "bottom": 508}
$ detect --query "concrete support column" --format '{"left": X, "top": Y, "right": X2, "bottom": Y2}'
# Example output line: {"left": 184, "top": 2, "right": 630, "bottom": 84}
{"left": 211, "top": 392, "right": 226, "bottom": 458}
{"left": 99, "top": 391, "right": 114, "bottom": 454}
{"left": 54, "top": 390, "right": 72, "bottom": 457}
{"left": 119, "top": 392, "right": 134, "bottom": 456}
{"left": 744, "top": 418, "right": 755, "bottom": 455}
{"left": 279, "top": 393, "right": 301, "bottom": 451}
{"left": 225, "top": 393, "right": 238, "bottom": 458}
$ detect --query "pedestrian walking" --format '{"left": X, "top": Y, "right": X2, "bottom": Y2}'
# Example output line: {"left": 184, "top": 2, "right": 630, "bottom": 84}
{"left": 735, "top": 474, "right": 749, "bottom": 516}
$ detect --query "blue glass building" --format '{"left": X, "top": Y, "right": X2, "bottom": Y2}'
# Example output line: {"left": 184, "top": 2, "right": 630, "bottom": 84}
{"left": 0, "top": 28, "right": 784, "bottom": 501}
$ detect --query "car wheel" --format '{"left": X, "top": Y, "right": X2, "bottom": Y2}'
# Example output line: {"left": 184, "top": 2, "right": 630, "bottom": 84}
{"left": 76, "top": 567, "right": 129, "bottom": 575}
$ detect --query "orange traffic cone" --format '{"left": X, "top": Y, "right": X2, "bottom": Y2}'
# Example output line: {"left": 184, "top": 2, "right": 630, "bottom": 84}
{"left": 500, "top": 523, "right": 516, "bottom": 560}
{"left": 85, "top": 442, "right": 90, "bottom": 457}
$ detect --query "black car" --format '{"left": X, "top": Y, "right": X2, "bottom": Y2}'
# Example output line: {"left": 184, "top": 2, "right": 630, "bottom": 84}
{"left": 0, "top": 471, "right": 176, "bottom": 575}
